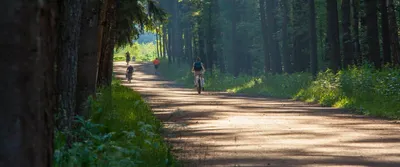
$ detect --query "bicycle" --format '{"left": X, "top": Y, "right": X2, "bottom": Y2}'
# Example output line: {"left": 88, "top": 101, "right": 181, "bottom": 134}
{"left": 194, "top": 73, "right": 205, "bottom": 94}
{"left": 126, "top": 72, "right": 133, "bottom": 83}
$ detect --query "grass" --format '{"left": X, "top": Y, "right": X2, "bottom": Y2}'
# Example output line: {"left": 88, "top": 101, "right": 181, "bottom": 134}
{"left": 159, "top": 59, "right": 400, "bottom": 119}
{"left": 54, "top": 79, "right": 179, "bottom": 167}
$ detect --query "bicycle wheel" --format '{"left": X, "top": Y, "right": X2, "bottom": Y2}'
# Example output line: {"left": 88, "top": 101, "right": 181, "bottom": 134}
{"left": 197, "top": 78, "right": 201, "bottom": 94}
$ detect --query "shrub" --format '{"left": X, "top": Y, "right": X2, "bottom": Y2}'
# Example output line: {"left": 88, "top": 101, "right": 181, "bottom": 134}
{"left": 54, "top": 80, "right": 178, "bottom": 167}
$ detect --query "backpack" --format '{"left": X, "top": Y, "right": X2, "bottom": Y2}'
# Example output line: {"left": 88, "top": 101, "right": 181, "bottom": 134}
{"left": 127, "top": 66, "right": 134, "bottom": 73}
{"left": 193, "top": 62, "right": 202, "bottom": 71}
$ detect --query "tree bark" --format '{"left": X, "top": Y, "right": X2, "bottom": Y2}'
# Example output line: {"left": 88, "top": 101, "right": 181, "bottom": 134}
{"left": 388, "top": 0, "right": 400, "bottom": 65}
{"left": 259, "top": 0, "right": 270, "bottom": 73}
{"left": 97, "top": 0, "right": 117, "bottom": 87}
{"left": 265, "top": 0, "right": 282, "bottom": 74}
{"left": 56, "top": 0, "right": 83, "bottom": 137}
{"left": 327, "top": 0, "right": 341, "bottom": 72}
{"left": 76, "top": 0, "right": 101, "bottom": 117}
{"left": 366, "top": 0, "right": 381, "bottom": 68}
{"left": 380, "top": 0, "right": 391, "bottom": 64}
{"left": 232, "top": 0, "right": 240, "bottom": 76}
{"left": 309, "top": 0, "right": 318, "bottom": 76}
{"left": 342, "top": 0, "right": 354, "bottom": 67}
{"left": 281, "top": 0, "right": 291, "bottom": 73}
{"left": 352, "top": 0, "right": 362, "bottom": 64}
{"left": 0, "top": 0, "right": 57, "bottom": 166}
{"left": 293, "top": 0, "right": 310, "bottom": 72}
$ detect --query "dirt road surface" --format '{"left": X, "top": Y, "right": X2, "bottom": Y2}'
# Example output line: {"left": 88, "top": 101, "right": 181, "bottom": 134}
{"left": 114, "top": 62, "right": 400, "bottom": 167}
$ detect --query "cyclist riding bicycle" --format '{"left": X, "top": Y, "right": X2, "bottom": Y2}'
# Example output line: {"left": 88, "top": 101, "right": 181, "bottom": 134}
{"left": 153, "top": 58, "right": 160, "bottom": 74}
{"left": 192, "top": 57, "right": 206, "bottom": 90}
{"left": 126, "top": 65, "right": 134, "bottom": 82}
{"left": 125, "top": 52, "right": 131, "bottom": 65}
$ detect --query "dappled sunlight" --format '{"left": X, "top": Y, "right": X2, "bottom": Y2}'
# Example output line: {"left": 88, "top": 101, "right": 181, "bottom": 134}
{"left": 112, "top": 62, "right": 400, "bottom": 167}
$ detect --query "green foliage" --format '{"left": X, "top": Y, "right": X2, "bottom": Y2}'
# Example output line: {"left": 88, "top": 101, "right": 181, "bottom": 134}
{"left": 114, "top": 42, "right": 157, "bottom": 62}
{"left": 115, "top": 0, "right": 167, "bottom": 47}
{"left": 296, "top": 64, "right": 400, "bottom": 119}
{"left": 54, "top": 80, "right": 178, "bottom": 167}
{"left": 160, "top": 60, "right": 400, "bottom": 119}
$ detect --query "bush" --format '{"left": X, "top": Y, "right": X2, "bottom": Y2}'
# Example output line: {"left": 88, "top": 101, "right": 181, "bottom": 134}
{"left": 159, "top": 60, "right": 400, "bottom": 119}
{"left": 54, "top": 80, "right": 178, "bottom": 167}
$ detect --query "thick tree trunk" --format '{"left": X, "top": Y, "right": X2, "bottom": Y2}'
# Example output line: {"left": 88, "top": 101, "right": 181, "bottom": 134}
{"left": 293, "top": 0, "right": 310, "bottom": 72}
{"left": 281, "top": 0, "right": 291, "bottom": 73}
{"left": 56, "top": 0, "right": 83, "bottom": 137}
{"left": 259, "top": 0, "right": 270, "bottom": 73}
{"left": 342, "top": 0, "right": 354, "bottom": 67}
{"left": 327, "top": 0, "right": 341, "bottom": 72}
{"left": 266, "top": 0, "right": 282, "bottom": 74}
{"left": 97, "top": 0, "right": 117, "bottom": 87}
{"left": 309, "top": 0, "right": 318, "bottom": 76}
{"left": 352, "top": 0, "right": 362, "bottom": 64}
{"left": 206, "top": 1, "right": 214, "bottom": 73}
{"left": 76, "top": 0, "right": 101, "bottom": 117}
{"left": 366, "top": 0, "right": 381, "bottom": 68}
{"left": 0, "top": 0, "right": 57, "bottom": 166}
{"left": 380, "top": 0, "right": 391, "bottom": 64}
{"left": 232, "top": 0, "right": 240, "bottom": 77}
{"left": 388, "top": 0, "right": 400, "bottom": 65}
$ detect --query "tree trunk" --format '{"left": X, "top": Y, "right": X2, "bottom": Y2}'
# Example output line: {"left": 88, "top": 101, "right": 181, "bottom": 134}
{"left": 292, "top": 0, "right": 310, "bottom": 72}
{"left": 366, "top": 0, "right": 381, "bottom": 68}
{"left": 388, "top": 0, "right": 400, "bottom": 65}
{"left": 156, "top": 28, "right": 160, "bottom": 58}
{"left": 206, "top": 1, "right": 214, "bottom": 73}
{"left": 259, "top": 0, "right": 270, "bottom": 73}
{"left": 232, "top": 0, "right": 240, "bottom": 77}
{"left": 162, "top": 26, "right": 168, "bottom": 58}
{"left": 281, "top": 0, "right": 291, "bottom": 73}
{"left": 327, "top": 0, "right": 341, "bottom": 72}
{"left": 56, "top": 0, "right": 83, "bottom": 139}
{"left": 76, "top": 0, "right": 101, "bottom": 117}
{"left": 352, "top": 0, "right": 362, "bottom": 64}
{"left": 342, "top": 0, "right": 354, "bottom": 67}
{"left": 309, "top": 0, "right": 318, "bottom": 76}
{"left": 0, "top": 0, "right": 57, "bottom": 166}
{"left": 97, "top": 0, "right": 117, "bottom": 87}
{"left": 265, "top": 0, "right": 282, "bottom": 74}
{"left": 380, "top": 0, "right": 391, "bottom": 64}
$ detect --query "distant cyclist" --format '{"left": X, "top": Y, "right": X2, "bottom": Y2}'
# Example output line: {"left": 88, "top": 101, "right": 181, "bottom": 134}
{"left": 191, "top": 57, "right": 205, "bottom": 90}
{"left": 125, "top": 52, "right": 131, "bottom": 65}
{"left": 126, "top": 65, "right": 134, "bottom": 82}
{"left": 153, "top": 58, "right": 160, "bottom": 74}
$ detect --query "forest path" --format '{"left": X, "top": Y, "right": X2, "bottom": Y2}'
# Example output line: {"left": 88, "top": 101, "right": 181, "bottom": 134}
{"left": 114, "top": 62, "right": 400, "bottom": 167}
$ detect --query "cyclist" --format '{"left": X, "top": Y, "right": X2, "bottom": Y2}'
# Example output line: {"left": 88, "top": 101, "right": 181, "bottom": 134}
{"left": 191, "top": 57, "right": 205, "bottom": 90}
{"left": 125, "top": 52, "right": 131, "bottom": 65}
{"left": 153, "top": 58, "right": 160, "bottom": 74}
{"left": 126, "top": 65, "right": 134, "bottom": 82}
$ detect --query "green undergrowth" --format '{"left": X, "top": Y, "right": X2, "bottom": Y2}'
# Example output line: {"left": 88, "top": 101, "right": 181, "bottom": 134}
{"left": 159, "top": 58, "right": 400, "bottom": 119}
{"left": 54, "top": 79, "right": 179, "bottom": 167}
{"left": 114, "top": 42, "right": 157, "bottom": 62}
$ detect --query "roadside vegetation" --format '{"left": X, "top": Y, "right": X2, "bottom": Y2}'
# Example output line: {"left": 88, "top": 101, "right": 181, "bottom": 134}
{"left": 54, "top": 80, "right": 178, "bottom": 166}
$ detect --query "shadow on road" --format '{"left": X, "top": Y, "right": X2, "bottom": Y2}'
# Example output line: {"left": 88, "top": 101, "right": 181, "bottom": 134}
{"left": 114, "top": 62, "right": 400, "bottom": 167}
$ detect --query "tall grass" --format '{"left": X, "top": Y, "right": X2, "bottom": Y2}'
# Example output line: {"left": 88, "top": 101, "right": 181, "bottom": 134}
{"left": 159, "top": 59, "right": 400, "bottom": 119}
{"left": 54, "top": 80, "right": 178, "bottom": 167}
